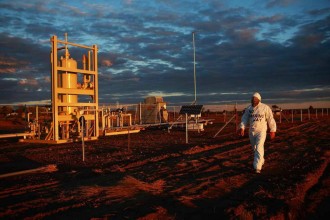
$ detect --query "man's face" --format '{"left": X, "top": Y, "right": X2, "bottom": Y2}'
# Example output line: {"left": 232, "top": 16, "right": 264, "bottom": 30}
{"left": 251, "top": 96, "right": 260, "bottom": 107}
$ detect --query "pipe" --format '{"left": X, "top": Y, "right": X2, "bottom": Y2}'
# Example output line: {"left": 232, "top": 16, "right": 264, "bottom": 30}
{"left": 0, "top": 164, "right": 57, "bottom": 179}
{"left": 0, "top": 133, "right": 33, "bottom": 139}
{"left": 192, "top": 32, "right": 197, "bottom": 104}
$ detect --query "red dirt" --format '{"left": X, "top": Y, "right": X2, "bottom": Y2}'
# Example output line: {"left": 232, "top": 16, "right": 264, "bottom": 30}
{"left": 0, "top": 115, "right": 329, "bottom": 219}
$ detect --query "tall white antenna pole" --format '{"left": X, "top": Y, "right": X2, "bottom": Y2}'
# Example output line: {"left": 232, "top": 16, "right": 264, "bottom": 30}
{"left": 193, "top": 32, "right": 197, "bottom": 105}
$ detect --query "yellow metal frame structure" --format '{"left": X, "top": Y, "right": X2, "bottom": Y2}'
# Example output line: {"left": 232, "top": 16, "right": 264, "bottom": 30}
{"left": 49, "top": 35, "right": 99, "bottom": 143}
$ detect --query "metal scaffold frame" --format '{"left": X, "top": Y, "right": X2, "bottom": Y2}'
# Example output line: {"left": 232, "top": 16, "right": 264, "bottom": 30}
{"left": 49, "top": 34, "right": 99, "bottom": 143}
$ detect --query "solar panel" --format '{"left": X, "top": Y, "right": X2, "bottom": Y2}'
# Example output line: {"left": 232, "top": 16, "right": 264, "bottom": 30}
{"left": 179, "top": 105, "right": 203, "bottom": 115}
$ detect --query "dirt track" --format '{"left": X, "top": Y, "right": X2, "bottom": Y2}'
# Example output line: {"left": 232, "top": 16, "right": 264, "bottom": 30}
{"left": 0, "top": 117, "right": 329, "bottom": 219}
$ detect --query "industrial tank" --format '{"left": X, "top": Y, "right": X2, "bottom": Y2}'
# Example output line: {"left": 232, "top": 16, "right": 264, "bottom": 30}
{"left": 59, "top": 53, "right": 77, "bottom": 114}
{"left": 141, "top": 96, "right": 167, "bottom": 124}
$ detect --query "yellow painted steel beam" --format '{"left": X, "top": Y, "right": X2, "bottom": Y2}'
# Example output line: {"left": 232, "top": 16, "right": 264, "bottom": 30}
{"left": 58, "top": 114, "right": 95, "bottom": 121}
{"left": 104, "top": 129, "right": 140, "bottom": 136}
{"left": 20, "top": 137, "right": 98, "bottom": 144}
{"left": 57, "top": 67, "right": 96, "bottom": 75}
{"left": 57, "top": 102, "right": 97, "bottom": 107}
{"left": 51, "top": 35, "right": 59, "bottom": 141}
{"left": 57, "top": 88, "right": 94, "bottom": 95}
{"left": 93, "top": 44, "right": 99, "bottom": 137}
{"left": 57, "top": 39, "right": 95, "bottom": 50}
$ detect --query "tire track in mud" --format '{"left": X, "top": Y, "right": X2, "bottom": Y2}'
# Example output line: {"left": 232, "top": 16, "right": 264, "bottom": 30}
{"left": 223, "top": 120, "right": 330, "bottom": 218}
{"left": 113, "top": 138, "right": 252, "bottom": 181}
{"left": 302, "top": 161, "right": 330, "bottom": 219}
{"left": 0, "top": 120, "right": 329, "bottom": 219}
{"left": 9, "top": 137, "right": 252, "bottom": 219}
{"left": 85, "top": 136, "right": 258, "bottom": 217}
{"left": 84, "top": 121, "right": 328, "bottom": 218}
{"left": 105, "top": 120, "right": 330, "bottom": 218}
{"left": 281, "top": 120, "right": 330, "bottom": 218}
{"left": 0, "top": 180, "right": 62, "bottom": 219}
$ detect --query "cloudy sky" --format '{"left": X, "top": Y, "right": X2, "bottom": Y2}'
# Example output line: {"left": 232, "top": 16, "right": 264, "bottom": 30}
{"left": 0, "top": 0, "right": 329, "bottom": 107}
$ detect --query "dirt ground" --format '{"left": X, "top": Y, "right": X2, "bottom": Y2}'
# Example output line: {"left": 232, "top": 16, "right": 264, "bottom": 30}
{"left": 0, "top": 114, "right": 329, "bottom": 219}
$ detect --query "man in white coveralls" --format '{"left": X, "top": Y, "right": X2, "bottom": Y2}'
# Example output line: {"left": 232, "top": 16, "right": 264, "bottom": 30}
{"left": 238, "top": 92, "right": 276, "bottom": 174}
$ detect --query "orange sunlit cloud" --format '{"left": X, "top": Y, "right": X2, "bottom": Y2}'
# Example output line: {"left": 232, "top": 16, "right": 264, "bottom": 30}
{"left": 236, "top": 28, "right": 258, "bottom": 41}
{"left": 18, "top": 78, "right": 38, "bottom": 86}
{"left": 101, "top": 59, "right": 113, "bottom": 67}
{"left": 0, "top": 56, "right": 29, "bottom": 74}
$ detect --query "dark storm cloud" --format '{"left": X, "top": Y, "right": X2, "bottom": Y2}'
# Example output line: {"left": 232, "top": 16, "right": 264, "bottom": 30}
{"left": 0, "top": 0, "right": 329, "bottom": 106}
{"left": 118, "top": 1, "right": 330, "bottom": 105}
{"left": 0, "top": 33, "right": 51, "bottom": 103}
{"left": 308, "top": 7, "right": 330, "bottom": 16}
{"left": 266, "top": 0, "right": 296, "bottom": 8}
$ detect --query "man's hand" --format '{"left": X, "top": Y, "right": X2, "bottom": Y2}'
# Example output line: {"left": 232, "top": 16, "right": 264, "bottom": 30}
{"left": 269, "top": 132, "right": 276, "bottom": 140}
{"left": 238, "top": 128, "right": 244, "bottom": 137}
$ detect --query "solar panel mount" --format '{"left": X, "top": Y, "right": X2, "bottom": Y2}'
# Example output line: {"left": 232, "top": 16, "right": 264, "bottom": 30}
{"left": 179, "top": 105, "right": 203, "bottom": 115}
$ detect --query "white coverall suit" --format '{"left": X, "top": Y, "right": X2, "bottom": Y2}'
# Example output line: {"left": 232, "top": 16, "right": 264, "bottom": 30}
{"left": 239, "top": 102, "right": 276, "bottom": 171}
